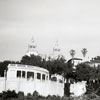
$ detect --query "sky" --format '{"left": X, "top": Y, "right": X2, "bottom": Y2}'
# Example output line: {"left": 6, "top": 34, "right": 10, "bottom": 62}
{"left": 0, "top": 0, "right": 100, "bottom": 61}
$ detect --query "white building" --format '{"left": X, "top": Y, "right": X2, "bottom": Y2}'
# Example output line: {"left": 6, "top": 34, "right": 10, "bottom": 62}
{"left": 70, "top": 81, "right": 86, "bottom": 97}
{"left": 0, "top": 64, "right": 64, "bottom": 97}
{"left": 26, "top": 37, "right": 38, "bottom": 56}
{"left": 51, "top": 41, "right": 63, "bottom": 60}
{"left": 86, "top": 60, "right": 100, "bottom": 67}
{"left": 71, "top": 58, "right": 83, "bottom": 66}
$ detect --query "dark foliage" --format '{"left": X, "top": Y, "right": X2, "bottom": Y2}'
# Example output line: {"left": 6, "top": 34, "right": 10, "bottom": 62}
{"left": 2, "top": 90, "right": 18, "bottom": 100}
{"left": 27, "top": 93, "right": 33, "bottom": 100}
{"left": 92, "top": 56, "right": 100, "bottom": 60}
{"left": 20, "top": 54, "right": 67, "bottom": 76}
{"left": 0, "top": 61, "right": 11, "bottom": 77}
{"left": 0, "top": 60, "right": 19, "bottom": 77}
{"left": 20, "top": 55, "right": 44, "bottom": 67}
{"left": 75, "top": 63, "right": 94, "bottom": 81}
{"left": 64, "top": 59, "right": 74, "bottom": 80}
{"left": 86, "top": 82, "right": 100, "bottom": 96}
{"left": 18, "top": 91, "right": 24, "bottom": 100}
{"left": 1, "top": 90, "right": 100, "bottom": 100}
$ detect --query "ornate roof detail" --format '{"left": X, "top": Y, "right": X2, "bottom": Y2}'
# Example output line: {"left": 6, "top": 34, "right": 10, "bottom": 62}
{"left": 52, "top": 40, "right": 62, "bottom": 59}
{"left": 26, "top": 37, "right": 38, "bottom": 56}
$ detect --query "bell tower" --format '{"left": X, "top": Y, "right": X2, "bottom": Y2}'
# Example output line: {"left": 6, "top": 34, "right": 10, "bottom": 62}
{"left": 52, "top": 40, "right": 61, "bottom": 59}
{"left": 26, "top": 37, "right": 38, "bottom": 56}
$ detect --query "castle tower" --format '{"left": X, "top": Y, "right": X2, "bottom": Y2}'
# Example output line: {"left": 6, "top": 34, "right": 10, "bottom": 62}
{"left": 52, "top": 41, "right": 62, "bottom": 59}
{"left": 26, "top": 37, "right": 38, "bottom": 56}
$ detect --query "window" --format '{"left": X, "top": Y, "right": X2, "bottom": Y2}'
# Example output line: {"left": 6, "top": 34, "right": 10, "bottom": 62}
{"left": 37, "top": 73, "right": 41, "bottom": 79}
{"left": 59, "top": 79, "right": 63, "bottom": 83}
{"left": 17, "top": 71, "right": 21, "bottom": 78}
{"left": 27, "top": 72, "right": 34, "bottom": 79}
{"left": 30, "top": 46, "right": 33, "bottom": 48}
{"left": 51, "top": 77, "right": 57, "bottom": 82}
{"left": 42, "top": 74, "right": 45, "bottom": 80}
{"left": 46, "top": 75, "right": 48, "bottom": 80}
{"left": 22, "top": 71, "right": 25, "bottom": 78}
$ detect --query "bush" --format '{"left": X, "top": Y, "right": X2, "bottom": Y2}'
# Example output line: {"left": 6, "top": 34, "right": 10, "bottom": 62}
{"left": 33, "top": 91, "right": 39, "bottom": 96}
{"left": 0, "top": 93, "right": 3, "bottom": 97}
{"left": 46, "top": 95, "right": 61, "bottom": 100}
{"left": 18, "top": 91, "right": 24, "bottom": 100}
{"left": 32, "top": 91, "right": 39, "bottom": 100}
{"left": 61, "top": 96, "right": 70, "bottom": 100}
{"left": 27, "top": 93, "right": 33, "bottom": 100}
{"left": 2, "top": 90, "right": 18, "bottom": 100}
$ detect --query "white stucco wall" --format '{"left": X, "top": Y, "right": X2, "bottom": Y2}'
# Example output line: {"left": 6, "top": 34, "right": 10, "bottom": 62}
{"left": 0, "top": 78, "right": 5, "bottom": 92}
{"left": 70, "top": 81, "right": 86, "bottom": 97}
{"left": 1, "top": 78, "right": 64, "bottom": 96}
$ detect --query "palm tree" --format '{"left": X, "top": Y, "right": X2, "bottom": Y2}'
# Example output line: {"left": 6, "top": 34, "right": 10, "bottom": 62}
{"left": 81, "top": 48, "right": 87, "bottom": 61}
{"left": 69, "top": 49, "right": 76, "bottom": 59}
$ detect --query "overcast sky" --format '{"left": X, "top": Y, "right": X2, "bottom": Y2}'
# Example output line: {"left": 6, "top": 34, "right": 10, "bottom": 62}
{"left": 0, "top": 0, "right": 100, "bottom": 61}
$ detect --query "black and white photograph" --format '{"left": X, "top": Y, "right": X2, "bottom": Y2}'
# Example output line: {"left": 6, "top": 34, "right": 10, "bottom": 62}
{"left": 0, "top": 0, "right": 100, "bottom": 100}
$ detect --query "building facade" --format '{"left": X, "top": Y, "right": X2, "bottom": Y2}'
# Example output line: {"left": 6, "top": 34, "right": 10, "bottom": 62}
{"left": 0, "top": 64, "right": 64, "bottom": 96}
{"left": 26, "top": 37, "right": 38, "bottom": 56}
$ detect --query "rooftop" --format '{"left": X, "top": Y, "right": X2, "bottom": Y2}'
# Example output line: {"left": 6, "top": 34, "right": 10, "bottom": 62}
{"left": 8, "top": 64, "right": 49, "bottom": 74}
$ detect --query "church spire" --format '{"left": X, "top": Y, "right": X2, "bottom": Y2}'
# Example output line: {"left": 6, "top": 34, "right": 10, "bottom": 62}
{"left": 26, "top": 37, "right": 38, "bottom": 56}
{"left": 53, "top": 40, "right": 60, "bottom": 53}
{"left": 52, "top": 40, "right": 61, "bottom": 59}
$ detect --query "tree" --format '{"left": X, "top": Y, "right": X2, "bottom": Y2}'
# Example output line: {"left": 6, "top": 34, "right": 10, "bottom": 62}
{"left": 45, "top": 56, "right": 67, "bottom": 76}
{"left": 69, "top": 49, "right": 76, "bottom": 58}
{"left": 0, "top": 60, "right": 18, "bottom": 77}
{"left": 91, "top": 56, "right": 100, "bottom": 61}
{"left": 64, "top": 59, "right": 74, "bottom": 80}
{"left": 20, "top": 54, "right": 67, "bottom": 76}
{"left": 75, "top": 63, "right": 95, "bottom": 81}
{"left": 81, "top": 48, "right": 87, "bottom": 61}
{"left": 20, "top": 54, "right": 44, "bottom": 67}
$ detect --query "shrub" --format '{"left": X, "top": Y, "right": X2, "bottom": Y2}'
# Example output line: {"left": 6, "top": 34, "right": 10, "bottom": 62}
{"left": 27, "top": 93, "right": 33, "bottom": 100}
{"left": 32, "top": 91, "right": 39, "bottom": 100}
{"left": 2, "top": 90, "right": 18, "bottom": 100}
{"left": 46, "top": 95, "right": 61, "bottom": 100}
{"left": 0, "top": 93, "right": 2, "bottom": 97}
{"left": 33, "top": 91, "right": 39, "bottom": 97}
{"left": 18, "top": 91, "right": 24, "bottom": 100}
{"left": 61, "top": 96, "right": 70, "bottom": 100}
